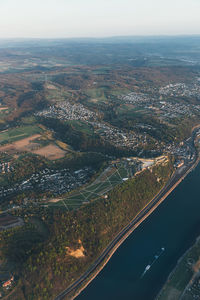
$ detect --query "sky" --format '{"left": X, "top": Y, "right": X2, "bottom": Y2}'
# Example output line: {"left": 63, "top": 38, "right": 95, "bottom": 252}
{"left": 0, "top": 0, "right": 200, "bottom": 38}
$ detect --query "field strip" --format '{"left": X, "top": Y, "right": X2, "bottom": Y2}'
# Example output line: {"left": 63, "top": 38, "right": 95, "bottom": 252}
{"left": 115, "top": 166, "right": 123, "bottom": 180}
{"left": 78, "top": 190, "right": 88, "bottom": 200}
{"left": 8, "top": 133, "right": 26, "bottom": 139}
{"left": 85, "top": 167, "right": 115, "bottom": 188}
{"left": 82, "top": 180, "right": 107, "bottom": 201}
{"left": 62, "top": 200, "right": 69, "bottom": 210}
{"left": 105, "top": 174, "right": 114, "bottom": 188}
{"left": 57, "top": 166, "right": 128, "bottom": 208}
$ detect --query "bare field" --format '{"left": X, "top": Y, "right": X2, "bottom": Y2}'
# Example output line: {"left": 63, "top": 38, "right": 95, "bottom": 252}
{"left": 0, "top": 134, "right": 41, "bottom": 153}
{"left": 0, "top": 134, "right": 66, "bottom": 160}
{"left": 32, "top": 144, "right": 66, "bottom": 160}
{"left": 12, "top": 134, "right": 41, "bottom": 150}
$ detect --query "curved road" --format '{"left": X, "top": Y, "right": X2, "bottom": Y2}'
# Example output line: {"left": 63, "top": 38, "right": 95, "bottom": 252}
{"left": 55, "top": 130, "right": 200, "bottom": 300}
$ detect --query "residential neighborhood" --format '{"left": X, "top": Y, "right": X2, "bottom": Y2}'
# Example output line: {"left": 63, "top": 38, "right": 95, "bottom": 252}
{"left": 0, "top": 167, "right": 94, "bottom": 200}
{"left": 90, "top": 121, "right": 147, "bottom": 150}
{"left": 36, "top": 101, "right": 96, "bottom": 121}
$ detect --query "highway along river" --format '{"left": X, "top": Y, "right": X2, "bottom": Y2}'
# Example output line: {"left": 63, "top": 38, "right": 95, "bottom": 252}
{"left": 77, "top": 162, "right": 200, "bottom": 300}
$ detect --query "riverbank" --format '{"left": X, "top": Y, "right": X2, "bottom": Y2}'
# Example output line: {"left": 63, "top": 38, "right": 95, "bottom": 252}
{"left": 72, "top": 163, "right": 199, "bottom": 300}
{"left": 55, "top": 127, "right": 200, "bottom": 300}
{"left": 155, "top": 130, "right": 200, "bottom": 300}
{"left": 156, "top": 235, "right": 200, "bottom": 300}
{"left": 70, "top": 176, "right": 191, "bottom": 300}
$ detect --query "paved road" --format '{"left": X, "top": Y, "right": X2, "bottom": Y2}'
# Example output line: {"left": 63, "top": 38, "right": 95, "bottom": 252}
{"left": 55, "top": 128, "right": 200, "bottom": 300}
{"left": 54, "top": 157, "right": 197, "bottom": 300}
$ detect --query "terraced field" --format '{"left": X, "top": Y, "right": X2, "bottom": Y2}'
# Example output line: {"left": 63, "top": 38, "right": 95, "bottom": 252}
{"left": 49, "top": 163, "right": 131, "bottom": 209}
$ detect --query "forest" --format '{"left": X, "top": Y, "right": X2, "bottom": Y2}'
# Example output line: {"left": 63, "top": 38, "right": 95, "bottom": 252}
{"left": 0, "top": 158, "right": 174, "bottom": 299}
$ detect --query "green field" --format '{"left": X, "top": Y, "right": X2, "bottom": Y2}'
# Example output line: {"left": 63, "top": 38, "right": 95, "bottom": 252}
{"left": 0, "top": 125, "right": 42, "bottom": 145}
{"left": 49, "top": 163, "right": 130, "bottom": 209}
{"left": 91, "top": 67, "right": 111, "bottom": 75}
{"left": 0, "top": 108, "right": 12, "bottom": 119}
{"left": 46, "top": 88, "right": 72, "bottom": 102}
{"left": 65, "top": 120, "right": 94, "bottom": 135}
{"left": 110, "top": 88, "right": 131, "bottom": 96}
{"left": 85, "top": 87, "right": 108, "bottom": 102}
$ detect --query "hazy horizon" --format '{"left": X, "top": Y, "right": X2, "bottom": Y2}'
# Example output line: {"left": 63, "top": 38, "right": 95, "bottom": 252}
{"left": 1, "top": 34, "right": 200, "bottom": 40}
{"left": 0, "top": 0, "right": 200, "bottom": 39}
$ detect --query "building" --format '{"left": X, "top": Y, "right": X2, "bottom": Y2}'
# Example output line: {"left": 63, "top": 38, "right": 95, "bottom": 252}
{"left": 0, "top": 213, "right": 23, "bottom": 231}
{"left": 2, "top": 276, "right": 14, "bottom": 289}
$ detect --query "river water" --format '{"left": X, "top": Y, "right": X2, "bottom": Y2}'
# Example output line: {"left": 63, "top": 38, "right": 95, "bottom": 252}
{"left": 77, "top": 162, "right": 200, "bottom": 300}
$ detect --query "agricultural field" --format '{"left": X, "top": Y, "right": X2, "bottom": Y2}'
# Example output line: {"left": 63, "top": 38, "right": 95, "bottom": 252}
{"left": 49, "top": 160, "right": 136, "bottom": 209}
{"left": 85, "top": 87, "right": 108, "bottom": 103}
{"left": 0, "top": 125, "right": 42, "bottom": 145}
{"left": 0, "top": 106, "right": 11, "bottom": 116}
{"left": 32, "top": 144, "right": 66, "bottom": 160}
{"left": 0, "top": 125, "right": 66, "bottom": 160}
{"left": 64, "top": 120, "right": 94, "bottom": 135}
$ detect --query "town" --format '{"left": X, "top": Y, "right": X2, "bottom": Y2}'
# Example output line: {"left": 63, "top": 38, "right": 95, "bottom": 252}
{"left": 120, "top": 83, "right": 200, "bottom": 121}
{"left": 36, "top": 101, "right": 96, "bottom": 121}
{"left": 159, "top": 80, "right": 200, "bottom": 98}
{"left": 0, "top": 167, "right": 94, "bottom": 201}
{"left": 90, "top": 121, "right": 147, "bottom": 150}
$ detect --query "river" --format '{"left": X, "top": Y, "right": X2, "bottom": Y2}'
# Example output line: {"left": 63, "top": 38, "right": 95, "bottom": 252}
{"left": 77, "top": 162, "right": 200, "bottom": 300}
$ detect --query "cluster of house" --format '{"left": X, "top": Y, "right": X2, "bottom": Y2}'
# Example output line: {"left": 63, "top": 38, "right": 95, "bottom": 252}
{"left": 164, "top": 136, "right": 195, "bottom": 167}
{"left": 0, "top": 167, "right": 94, "bottom": 199}
{"left": 120, "top": 87, "right": 200, "bottom": 121}
{"left": 34, "top": 82, "right": 200, "bottom": 157}
{"left": 36, "top": 167, "right": 94, "bottom": 195}
{"left": 154, "top": 101, "right": 197, "bottom": 119}
{"left": 36, "top": 101, "right": 96, "bottom": 121}
{"left": 120, "top": 91, "right": 150, "bottom": 104}
{"left": 159, "top": 81, "right": 200, "bottom": 98}
{"left": 183, "top": 273, "right": 200, "bottom": 299}
{"left": 90, "top": 121, "right": 146, "bottom": 150}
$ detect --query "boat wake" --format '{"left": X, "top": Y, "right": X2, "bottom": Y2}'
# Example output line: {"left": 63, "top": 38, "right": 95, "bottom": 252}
{"left": 141, "top": 247, "right": 165, "bottom": 278}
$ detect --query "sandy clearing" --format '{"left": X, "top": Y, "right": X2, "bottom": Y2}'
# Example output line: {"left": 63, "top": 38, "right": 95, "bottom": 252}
{"left": 46, "top": 84, "right": 57, "bottom": 90}
{"left": 90, "top": 98, "right": 98, "bottom": 103}
{"left": 32, "top": 144, "right": 66, "bottom": 160}
{"left": 0, "top": 106, "right": 8, "bottom": 111}
{"left": 66, "top": 240, "right": 85, "bottom": 258}
{"left": 49, "top": 198, "right": 63, "bottom": 203}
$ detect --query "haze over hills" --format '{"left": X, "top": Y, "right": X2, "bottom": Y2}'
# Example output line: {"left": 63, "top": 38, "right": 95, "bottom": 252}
{"left": 0, "top": 36, "right": 200, "bottom": 299}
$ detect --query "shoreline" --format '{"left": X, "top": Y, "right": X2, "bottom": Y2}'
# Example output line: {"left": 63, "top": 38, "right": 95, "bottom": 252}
{"left": 155, "top": 235, "right": 200, "bottom": 300}
{"left": 55, "top": 127, "right": 200, "bottom": 300}
{"left": 72, "top": 158, "right": 200, "bottom": 300}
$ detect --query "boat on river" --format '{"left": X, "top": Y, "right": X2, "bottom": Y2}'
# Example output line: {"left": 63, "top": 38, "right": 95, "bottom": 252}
{"left": 141, "top": 247, "right": 165, "bottom": 278}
